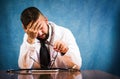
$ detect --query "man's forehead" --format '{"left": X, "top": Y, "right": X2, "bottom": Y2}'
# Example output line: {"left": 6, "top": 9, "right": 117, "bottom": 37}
{"left": 38, "top": 15, "right": 45, "bottom": 20}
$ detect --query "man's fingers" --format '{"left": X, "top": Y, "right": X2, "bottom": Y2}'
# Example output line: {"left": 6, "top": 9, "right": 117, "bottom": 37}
{"left": 53, "top": 41, "right": 68, "bottom": 53}
{"left": 54, "top": 41, "right": 61, "bottom": 50}
{"left": 35, "top": 21, "right": 42, "bottom": 31}
{"left": 27, "top": 21, "right": 33, "bottom": 29}
{"left": 31, "top": 21, "right": 38, "bottom": 30}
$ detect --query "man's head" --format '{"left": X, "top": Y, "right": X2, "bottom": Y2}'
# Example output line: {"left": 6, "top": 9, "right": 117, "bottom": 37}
{"left": 21, "top": 7, "right": 49, "bottom": 40}
{"left": 21, "top": 7, "right": 43, "bottom": 29}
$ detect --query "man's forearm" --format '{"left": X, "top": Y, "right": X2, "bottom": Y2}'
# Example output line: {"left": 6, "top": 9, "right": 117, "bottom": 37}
{"left": 18, "top": 43, "right": 36, "bottom": 69}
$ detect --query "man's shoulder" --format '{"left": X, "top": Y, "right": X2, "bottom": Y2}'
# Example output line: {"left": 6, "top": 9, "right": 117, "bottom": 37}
{"left": 22, "top": 33, "right": 28, "bottom": 40}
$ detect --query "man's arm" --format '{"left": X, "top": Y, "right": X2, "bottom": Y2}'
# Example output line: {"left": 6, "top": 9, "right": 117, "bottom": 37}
{"left": 18, "top": 19, "right": 42, "bottom": 69}
{"left": 18, "top": 34, "right": 37, "bottom": 69}
{"left": 63, "top": 29, "right": 82, "bottom": 69}
{"left": 53, "top": 28, "right": 82, "bottom": 69}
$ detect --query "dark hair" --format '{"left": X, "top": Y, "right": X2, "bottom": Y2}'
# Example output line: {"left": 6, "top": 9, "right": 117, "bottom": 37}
{"left": 20, "top": 7, "right": 44, "bottom": 29}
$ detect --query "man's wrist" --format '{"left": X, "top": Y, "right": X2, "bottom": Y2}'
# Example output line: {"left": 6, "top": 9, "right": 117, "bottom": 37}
{"left": 27, "top": 37, "right": 35, "bottom": 44}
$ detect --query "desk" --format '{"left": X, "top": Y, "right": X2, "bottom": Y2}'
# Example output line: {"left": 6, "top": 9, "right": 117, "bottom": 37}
{"left": 0, "top": 69, "right": 120, "bottom": 79}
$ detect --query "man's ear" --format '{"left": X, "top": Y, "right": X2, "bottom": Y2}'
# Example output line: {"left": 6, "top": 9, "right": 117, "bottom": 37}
{"left": 44, "top": 17, "right": 48, "bottom": 23}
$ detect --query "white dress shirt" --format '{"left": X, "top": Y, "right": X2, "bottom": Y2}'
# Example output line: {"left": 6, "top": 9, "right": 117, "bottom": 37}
{"left": 18, "top": 21, "right": 82, "bottom": 69}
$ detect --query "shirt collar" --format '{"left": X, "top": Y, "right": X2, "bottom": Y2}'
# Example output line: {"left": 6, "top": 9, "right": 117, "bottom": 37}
{"left": 47, "top": 23, "right": 52, "bottom": 42}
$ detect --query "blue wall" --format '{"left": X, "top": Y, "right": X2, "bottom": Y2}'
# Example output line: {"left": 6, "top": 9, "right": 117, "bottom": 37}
{"left": 0, "top": 0, "right": 120, "bottom": 76}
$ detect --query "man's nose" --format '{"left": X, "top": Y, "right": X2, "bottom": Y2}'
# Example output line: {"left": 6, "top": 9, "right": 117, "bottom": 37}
{"left": 38, "top": 31, "right": 43, "bottom": 35}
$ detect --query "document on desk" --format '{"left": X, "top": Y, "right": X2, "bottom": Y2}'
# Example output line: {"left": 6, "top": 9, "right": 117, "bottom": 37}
{"left": 31, "top": 69, "right": 59, "bottom": 74}
{"left": 7, "top": 68, "right": 60, "bottom": 75}
{"left": 7, "top": 68, "right": 79, "bottom": 75}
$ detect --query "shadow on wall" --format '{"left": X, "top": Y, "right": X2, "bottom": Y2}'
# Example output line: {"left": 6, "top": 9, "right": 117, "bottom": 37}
{"left": 111, "top": 9, "right": 120, "bottom": 76}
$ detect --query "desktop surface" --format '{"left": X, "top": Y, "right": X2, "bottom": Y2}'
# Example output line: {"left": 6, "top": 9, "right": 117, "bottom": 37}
{"left": 0, "top": 69, "right": 120, "bottom": 79}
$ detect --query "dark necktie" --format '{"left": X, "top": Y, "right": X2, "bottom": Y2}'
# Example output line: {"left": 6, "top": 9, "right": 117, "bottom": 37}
{"left": 40, "top": 41, "right": 50, "bottom": 68}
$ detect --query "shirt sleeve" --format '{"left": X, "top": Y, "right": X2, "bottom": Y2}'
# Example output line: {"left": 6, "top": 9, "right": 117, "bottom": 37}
{"left": 18, "top": 34, "right": 37, "bottom": 69}
{"left": 60, "top": 29, "right": 82, "bottom": 69}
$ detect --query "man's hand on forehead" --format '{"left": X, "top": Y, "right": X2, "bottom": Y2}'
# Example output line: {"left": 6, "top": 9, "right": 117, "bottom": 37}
{"left": 25, "top": 20, "right": 42, "bottom": 44}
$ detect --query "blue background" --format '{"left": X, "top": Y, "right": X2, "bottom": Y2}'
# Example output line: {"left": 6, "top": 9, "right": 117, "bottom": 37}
{"left": 0, "top": 0, "right": 120, "bottom": 76}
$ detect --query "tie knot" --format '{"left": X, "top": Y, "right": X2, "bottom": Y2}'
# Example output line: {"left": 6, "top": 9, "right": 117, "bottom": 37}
{"left": 41, "top": 41, "right": 46, "bottom": 46}
{"left": 41, "top": 42, "right": 45, "bottom": 46}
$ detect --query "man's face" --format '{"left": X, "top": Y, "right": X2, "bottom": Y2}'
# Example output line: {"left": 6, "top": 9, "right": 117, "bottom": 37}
{"left": 23, "top": 16, "right": 49, "bottom": 40}
{"left": 37, "top": 16, "right": 49, "bottom": 40}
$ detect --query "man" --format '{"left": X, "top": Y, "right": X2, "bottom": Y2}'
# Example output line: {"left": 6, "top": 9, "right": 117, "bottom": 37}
{"left": 18, "top": 7, "right": 82, "bottom": 69}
